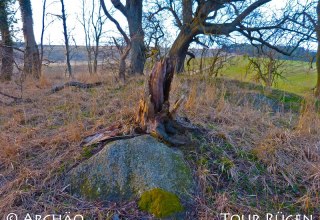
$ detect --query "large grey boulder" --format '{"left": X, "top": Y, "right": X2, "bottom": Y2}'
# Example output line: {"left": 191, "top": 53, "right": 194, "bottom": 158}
{"left": 66, "top": 135, "right": 195, "bottom": 203}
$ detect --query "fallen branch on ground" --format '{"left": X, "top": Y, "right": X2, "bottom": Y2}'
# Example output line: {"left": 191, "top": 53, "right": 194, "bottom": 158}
{"left": 0, "top": 91, "right": 32, "bottom": 105}
{"left": 0, "top": 91, "right": 22, "bottom": 101}
{"left": 49, "top": 81, "right": 105, "bottom": 94}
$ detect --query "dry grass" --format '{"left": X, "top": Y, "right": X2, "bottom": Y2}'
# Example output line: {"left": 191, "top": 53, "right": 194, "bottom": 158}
{"left": 174, "top": 76, "right": 320, "bottom": 217}
{"left": 0, "top": 69, "right": 319, "bottom": 219}
{"left": 0, "top": 69, "right": 146, "bottom": 219}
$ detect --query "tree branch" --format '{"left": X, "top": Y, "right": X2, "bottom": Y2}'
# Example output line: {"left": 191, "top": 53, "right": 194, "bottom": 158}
{"left": 148, "top": 4, "right": 182, "bottom": 28}
{"left": 231, "top": 0, "right": 271, "bottom": 26}
{"left": 100, "top": 0, "right": 130, "bottom": 45}
{"left": 237, "top": 28, "right": 310, "bottom": 56}
{"left": 111, "top": 0, "right": 127, "bottom": 17}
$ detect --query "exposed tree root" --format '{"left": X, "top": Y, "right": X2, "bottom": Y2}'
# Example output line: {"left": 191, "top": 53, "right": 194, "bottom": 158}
{"left": 49, "top": 81, "right": 105, "bottom": 94}
{"left": 81, "top": 123, "right": 140, "bottom": 147}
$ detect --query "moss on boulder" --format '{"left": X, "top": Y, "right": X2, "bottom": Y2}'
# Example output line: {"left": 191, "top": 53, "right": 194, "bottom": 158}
{"left": 138, "top": 188, "right": 183, "bottom": 218}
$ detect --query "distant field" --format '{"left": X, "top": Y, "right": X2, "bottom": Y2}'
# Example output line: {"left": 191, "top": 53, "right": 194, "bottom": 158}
{"left": 44, "top": 55, "right": 317, "bottom": 96}
{"left": 188, "top": 56, "right": 317, "bottom": 96}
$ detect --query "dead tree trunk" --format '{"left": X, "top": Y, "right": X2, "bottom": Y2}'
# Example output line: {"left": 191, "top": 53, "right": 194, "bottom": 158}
{"left": 135, "top": 57, "right": 176, "bottom": 139}
{"left": 19, "top": 0, "right": 41, "bottom": 79}
{"left": 0, "top": 1, "right": 13, "bottom": 81}
{"left": 135, "top": 25, "right": 195, "bottom": 143}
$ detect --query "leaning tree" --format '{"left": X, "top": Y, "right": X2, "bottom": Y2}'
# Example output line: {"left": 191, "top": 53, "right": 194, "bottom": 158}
{"left": 135, "top": 0, "right": 312, "bottom": 143}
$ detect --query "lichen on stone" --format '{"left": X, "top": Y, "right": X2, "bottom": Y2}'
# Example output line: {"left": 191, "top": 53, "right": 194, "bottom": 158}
{"left": 79, "top": 177, "right": 100, "bottom": 200}
{"left": 138, "top": 188, "right": 183, "bottom": 218}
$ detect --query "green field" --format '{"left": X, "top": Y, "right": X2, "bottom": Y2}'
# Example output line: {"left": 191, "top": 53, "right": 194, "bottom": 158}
{"left": 188, "top": 56, "right": 317, "bottom": 96}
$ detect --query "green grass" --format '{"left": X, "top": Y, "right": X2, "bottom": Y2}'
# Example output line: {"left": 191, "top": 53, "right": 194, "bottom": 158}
{"left": 188, "top": 55, "right": 317, "bottom": 96}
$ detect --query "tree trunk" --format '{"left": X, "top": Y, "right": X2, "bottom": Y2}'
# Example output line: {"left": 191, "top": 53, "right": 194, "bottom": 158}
{"left": 0, "top": 1, "right": 13, "bottom": 81}
{"left": 93, "top": 42, "right": 99, "bottom": 74}
{"left": 315, "top": 0, "right": 320, "bottom": 98}
{"left": 60, "top": 0, "right": 73, "bottom": 78}
{"left": 19, "top": 0, "right": 41, "bottom": 79}
{"left": 87, "top": 50, "right": 93, "bottom": 74}
{"left": 40, "top": 0, "right": 47, "bottom": 74}
{"left": 168, "top": 29, "right": 194, "bottom": 73}
{"left": 119, "top": 55, "right": 126, "bottom": 83}
{"left": 315, "top": 44, "right": 320, "bottom": 97}
{"left": 127, "top": 0, "right": 145, "bottom": 75}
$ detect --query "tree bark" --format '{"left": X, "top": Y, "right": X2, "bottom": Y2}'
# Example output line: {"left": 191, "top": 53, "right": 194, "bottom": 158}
{"left": 136, "top": 57, "right": 174, "bottom": 130}
{"left": 168, "top": 26, "right": 195, "bottom": 73}
{"left": 315, "top": 0, "right": 320, "bottom": 98}
{"left": 19, "top": 0, "right": 41, "bottom": 79}
{"left": 0, "top": 0, "right": 13, "bottom": 81}
{"left": 60, "top": 0, "right": 73, "bottom": 78}
{"left": 94, "top": 41, "right": 99, "bottom": 74}
{"left": 40, "top": 0, "right": 47, "bottom": 74}
{"left": 127, "top": 0, "right": 145, "bottom": 75}
{"left": 315, "top": 44, "right": 320, "bottom": 97}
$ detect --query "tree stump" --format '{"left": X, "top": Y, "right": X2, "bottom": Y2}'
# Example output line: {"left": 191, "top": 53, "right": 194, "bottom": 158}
{"left": 136, "top": 57, "right": 188, "bottom": 145}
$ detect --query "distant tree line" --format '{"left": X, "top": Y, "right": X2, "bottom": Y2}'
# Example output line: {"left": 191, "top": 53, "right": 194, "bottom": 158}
{"left": 223, "top": 43, "right": 317, "bottom": 63}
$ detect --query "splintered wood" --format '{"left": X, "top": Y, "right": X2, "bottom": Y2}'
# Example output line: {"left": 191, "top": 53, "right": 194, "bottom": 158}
{"left": 136, "top": 58, "right": 174, "bottom": 130}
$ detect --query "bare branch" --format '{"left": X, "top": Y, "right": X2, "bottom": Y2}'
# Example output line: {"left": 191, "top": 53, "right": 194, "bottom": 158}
{"left": 100, "top": 0, "right": 130, "bottom": 45}
{"left": 111, "top": 0, "right": 127, "bottom": 17}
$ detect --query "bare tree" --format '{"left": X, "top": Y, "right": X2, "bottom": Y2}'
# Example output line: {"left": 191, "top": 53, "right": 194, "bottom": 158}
{"left": 108, "top": 0, "right": 145, "bottom": 75}
{"left": 40, "top": 0, "right": 47, "bottom": 73}
{"left": 136, "top": 0, "right": 312, "bottom": 143}
{"left": 18, "top": 0, "right": 41, "bottom": 79}
{"left": 0, "top": 0, "right": 13, "bottom": 81}
{"left": 288, "top": 0, "right": 320, "bottom": 97}
{"left": 60, "top": 0, "right": 72, "bottom": 78}
{"left": 208, "top": 47, "right": 229, "bottom": 77}
{"left": 39, "top": 0, "right": 61, "bottom": 70}
{"left": 100, "top": 0, "right": 131, "bottom": 82}
{"left": 246, "top": 50, "right": 285, "bottom": 88}
{"left": 305, "top": 0, "right": 320, "bottom": 97}
{"left": 79, "top": 0, "right": 106, "bottom": 74}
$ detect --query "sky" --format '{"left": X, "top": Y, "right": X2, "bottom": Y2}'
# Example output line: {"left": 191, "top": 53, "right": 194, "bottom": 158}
{"left": 11, "top": 0, "right": 314, "bottom": 49}
{"left": 13, "top": 0, "right": 127, "bottom": 45}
